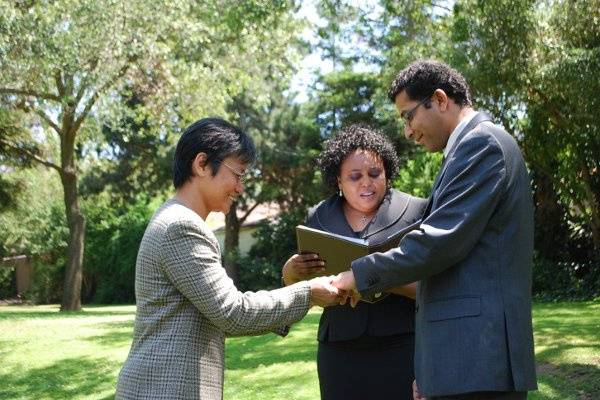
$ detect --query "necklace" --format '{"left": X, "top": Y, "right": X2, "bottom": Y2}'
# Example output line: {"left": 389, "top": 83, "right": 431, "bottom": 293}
{"left": 342, "top": 201, "right": 375, "bottom": 231}
{"left": 360, "top": 214, "right": 371, "bottom": 226}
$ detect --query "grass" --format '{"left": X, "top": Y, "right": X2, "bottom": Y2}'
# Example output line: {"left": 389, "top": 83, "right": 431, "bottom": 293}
{"left": 0, "top": 301, "right": 598, "bottom": 399}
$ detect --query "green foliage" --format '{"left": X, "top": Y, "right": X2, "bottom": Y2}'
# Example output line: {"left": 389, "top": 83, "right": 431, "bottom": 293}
{"left": 0, "top": 168, "right": 67, "bottom": 258}
{"left": 314, "top": 69, "right": 379, "bottom": 134}
{"left": 0, "top": 167, "right": 67, "bottom": 303}
{"left": 532, "top": 253, "right": 600, "bottom": 302}
{"left": 80, "top": 93, "right": 174, "bottom": 202}
{"left": 0, "top": 267, "right": 13, "bottom": 299}
{"left": 393, "top": 150, "right": 442, "bottom": 198}
{"left": 236, "top": 210, "right": 307, "bottom": 292}
{"left": 82, "top": 194, "right": 157, "bottom": 303}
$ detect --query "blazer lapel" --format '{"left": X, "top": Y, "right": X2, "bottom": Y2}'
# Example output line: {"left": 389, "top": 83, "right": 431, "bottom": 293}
{"left": 314, "top": 190, "right": 411, "bottom": 239}
{"left": 314, "top": 195, "right": 355, "bottom": 237}
{"left": 422, "top": 112, "right": 493, "bottom": 218}
{"left": 362, "top": 190, "right": 410, "bottom": 239}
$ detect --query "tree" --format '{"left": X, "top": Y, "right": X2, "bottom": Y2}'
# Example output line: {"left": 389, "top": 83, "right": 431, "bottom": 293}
{"left": 0, "top": 0, "right": 307, "bottom": 310}
{"left": 448, "top": 0, "right": 600, "bottom": 252}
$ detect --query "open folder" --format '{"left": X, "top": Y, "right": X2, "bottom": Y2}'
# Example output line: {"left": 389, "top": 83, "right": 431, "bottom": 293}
{"left": 295, "top": 221, "right": 421, "bottom": 277}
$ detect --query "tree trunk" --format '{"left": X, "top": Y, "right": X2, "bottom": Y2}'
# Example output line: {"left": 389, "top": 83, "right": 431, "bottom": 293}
{"left": 59, "top": 113, "right": 85, "bottom": 311}
{"left": 581, "top": 165, "right": 600, "bottom": 253}
{"left": 532, "top": 168, "right": 569, "bottom": 260}
{"left": 59, "top": 165, "right": 85, "bottom": 311}
{"left": 223, "top": 202, "right": 241, "bottom": 284}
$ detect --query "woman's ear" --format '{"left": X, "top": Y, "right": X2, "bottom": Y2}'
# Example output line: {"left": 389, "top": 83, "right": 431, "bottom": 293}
{"left": 191, "top": 152, "right": 209, "bottom": 177}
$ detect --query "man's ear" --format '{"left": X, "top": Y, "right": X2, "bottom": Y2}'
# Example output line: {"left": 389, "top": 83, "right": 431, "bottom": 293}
{"left": 191, "top": 152, "right": 210, "bottom": 177}
{"left": 433, "top": 88, "right": 449, "bottom": 112}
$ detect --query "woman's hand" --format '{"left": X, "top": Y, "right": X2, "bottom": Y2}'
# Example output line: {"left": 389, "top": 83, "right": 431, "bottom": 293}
{"left": 282, "top": 253, "right": 325, "bottom": 285}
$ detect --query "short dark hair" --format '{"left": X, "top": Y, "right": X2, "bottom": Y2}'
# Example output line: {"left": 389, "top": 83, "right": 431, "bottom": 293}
{"left": 172, "top": 117, "right": 256, "bottom": 188}
{"left": 318, "top": 124, "right": 400, "bottom": 192}
{"left": 388, "top": 60, "right": 472, "bottom": 107}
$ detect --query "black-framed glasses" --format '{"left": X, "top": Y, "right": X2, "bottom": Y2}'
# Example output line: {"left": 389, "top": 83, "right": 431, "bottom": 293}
{"left": 401, "top": 96, "right": 431, "bottom": 125}
{"left": 221, "top": 162, "right": 247, "bottom": 183}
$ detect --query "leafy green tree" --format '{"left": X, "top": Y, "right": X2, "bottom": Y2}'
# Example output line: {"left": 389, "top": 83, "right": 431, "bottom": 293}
{"left": 0, "top": 0, "right": 311, "bottom": 310}
{"left": 313, "top": 69, "right": 378, "bottom": 134}
{"left": 448, "top": 0, "right": 600, "bottom": 252}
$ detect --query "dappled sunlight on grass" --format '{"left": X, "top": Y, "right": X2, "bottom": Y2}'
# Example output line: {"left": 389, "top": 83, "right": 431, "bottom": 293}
{"left": 224, "top": 308, "right": 322, "bottom": 399}
{"left": 532, "top": 301, "right": 600, "bottom": 399}
{"left": 0, "top": 303, "right": 135, "bottom": 400}
{"left": 1, "top": 302, "right": 598, "bottom": 399}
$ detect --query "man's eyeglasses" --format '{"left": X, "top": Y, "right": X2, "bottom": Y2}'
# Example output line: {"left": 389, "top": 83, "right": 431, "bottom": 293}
{"left": 221, "top": 162, "right": 248, "bottom": 183}
{"left": 401, "top": 96, "right": 431, "bottom": 125}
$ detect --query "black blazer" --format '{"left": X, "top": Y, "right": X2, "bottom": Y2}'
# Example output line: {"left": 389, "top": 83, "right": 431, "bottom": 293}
{"left": 306, "top": 189, "right": 427, "bottom": 342}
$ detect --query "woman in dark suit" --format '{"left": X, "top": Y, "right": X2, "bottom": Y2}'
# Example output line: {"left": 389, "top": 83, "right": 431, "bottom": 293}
{"left": 282, "top": 124, "right": 427, "bottom": 400}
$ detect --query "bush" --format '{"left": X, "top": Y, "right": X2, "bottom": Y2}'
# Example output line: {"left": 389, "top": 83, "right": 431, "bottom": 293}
{"left": 82, "top": 194, "right": 156, "bottom": 304}
{"left": 25, "top": 259, "right": 64, "bottom": 304}
{"left": 532, "top": 252, "right": 600, "bottom": 301}
{"left": 235, "top": 209, "right": 306, "bottom": 292}
{"left": 0, "top": 267, "right": 14, "bottom": 299}
{"left": 393, "top": 149, "right": 442, "bottom": 198}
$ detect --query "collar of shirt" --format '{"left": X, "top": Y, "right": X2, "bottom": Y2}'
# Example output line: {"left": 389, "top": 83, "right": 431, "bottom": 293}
{"left": 443, "top": 111, "right": 478, "bottom": 159}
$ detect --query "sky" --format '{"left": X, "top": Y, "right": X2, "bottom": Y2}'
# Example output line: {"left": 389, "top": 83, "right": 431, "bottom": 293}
{"left": 288, "top": 0, "right": 455, "bottom": 103}
{"left": 288, "top": 0, "right": 382, "bottom": 103}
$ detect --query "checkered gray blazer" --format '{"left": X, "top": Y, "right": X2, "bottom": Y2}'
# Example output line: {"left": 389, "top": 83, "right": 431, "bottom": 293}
{"left": 115, "top": 199, "right": 311, "bottom": 400}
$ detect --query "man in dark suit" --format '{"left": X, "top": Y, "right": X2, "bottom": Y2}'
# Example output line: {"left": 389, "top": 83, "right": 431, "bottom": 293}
{"left": 332, "top": 60, "right": 537, "bottom": 399}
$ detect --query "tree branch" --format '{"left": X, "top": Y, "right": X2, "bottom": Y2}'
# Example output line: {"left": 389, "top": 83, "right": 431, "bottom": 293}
{"left": 55, "top": 70, "right": 66, "bottom": 98}
{"left": 432, "top": 2, "right": 452, "bottom": 12}
{"left": 72, "top": 62, "right": 132, "bottom": 134}
{"left": 35, "top": 110, "right": 62, "bottom": 135}
{"left": 239, "top": 202, "right": 261, "bottom": 225}
{"left": 0, "top": 138, "right": 61, "bottom": 172}
{"left": 0, "top": 87, "right": 61, "bottom": 102}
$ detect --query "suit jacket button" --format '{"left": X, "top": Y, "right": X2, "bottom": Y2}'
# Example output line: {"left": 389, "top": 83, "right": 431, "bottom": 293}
{"left": 367, "top": 276, "right": 378, "bottom": 286}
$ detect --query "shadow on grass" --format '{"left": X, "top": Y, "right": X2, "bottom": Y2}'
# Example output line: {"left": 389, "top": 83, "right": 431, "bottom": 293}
{"left": 0, "top": 356, "right": 117, "bottom": 399}
{"left": 83, "top": 320, "right": 134, "bottom": 347}
{"left": 0, "top": 308, "right": 135, "bottom": 320}
{"left": 225, "top": 312, "right": 321, "bottom": 370}
{"left": 534, "top": 362, "right": 600, "bottom": 399}
{"left": 533, "top": 314, "right": 600, "bottom": 361}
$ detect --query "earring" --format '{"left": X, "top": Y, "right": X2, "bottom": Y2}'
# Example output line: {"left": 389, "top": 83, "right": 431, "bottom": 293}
{"left": 339, "top": 189, "right": 343, "bottom": 197}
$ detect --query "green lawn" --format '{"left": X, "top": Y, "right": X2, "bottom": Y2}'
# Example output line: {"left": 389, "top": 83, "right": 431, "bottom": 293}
{"left": 0, "top": 301, "right": 598, "bottom": 399}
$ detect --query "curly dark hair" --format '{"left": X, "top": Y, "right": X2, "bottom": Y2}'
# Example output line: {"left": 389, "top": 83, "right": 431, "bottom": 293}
{"left": 388, "top": 60, "right": 472, "bottom": 107}
{"left": 318, "top": 124, "right": 400, "bottom": 192}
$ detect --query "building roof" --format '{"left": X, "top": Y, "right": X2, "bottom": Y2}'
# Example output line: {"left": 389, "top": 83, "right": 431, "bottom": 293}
{"left": 204, "top": 202, "right": 281, "bottom": 232}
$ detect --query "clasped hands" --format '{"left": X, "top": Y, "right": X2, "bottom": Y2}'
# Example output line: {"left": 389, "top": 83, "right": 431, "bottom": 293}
{"left": 284, "top": 253, "right": 362, "bottom": 307}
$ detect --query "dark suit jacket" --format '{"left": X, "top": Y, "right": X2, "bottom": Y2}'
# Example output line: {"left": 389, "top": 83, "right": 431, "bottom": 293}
{"left": 352, "top": 113, "right": 538, "bottom": 396}
{"left": 306, "top": 189, "right": 427, "bottom": 342}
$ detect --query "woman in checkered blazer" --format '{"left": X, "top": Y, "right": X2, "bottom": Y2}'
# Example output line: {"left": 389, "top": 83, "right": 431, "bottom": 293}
{"left": 115, "top": 118, "right": 340, "bottom": 400}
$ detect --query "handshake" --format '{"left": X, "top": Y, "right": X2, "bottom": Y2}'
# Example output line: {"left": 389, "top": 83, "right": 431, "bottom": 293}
{"left": 283, "top": 253, "right": 362, "bottom": 307}
{"left": 307, "top": 271, "right": 361, "bottom": 308}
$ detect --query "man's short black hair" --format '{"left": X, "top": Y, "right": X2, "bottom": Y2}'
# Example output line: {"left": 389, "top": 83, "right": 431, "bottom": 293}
{"left": 388, "top": 60, "right": 472, "bottom": 107}
{"left": 172, "top": 117, "right": 256, "bottom": 188}
{"left": 318, "top": 124, "right": 400, "bottom": 192}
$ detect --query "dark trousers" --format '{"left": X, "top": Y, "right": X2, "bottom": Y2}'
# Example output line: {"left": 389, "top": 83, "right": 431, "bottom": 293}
{"left": 431, "top": 392, "right": 527, "bottom": 400}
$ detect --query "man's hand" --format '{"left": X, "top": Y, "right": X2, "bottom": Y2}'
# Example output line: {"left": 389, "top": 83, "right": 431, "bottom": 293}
{"left": 331, "top": 271, "right": 361, "bottom": 307}
{"left": 282, "top": 253, "right": 325, "bottom": 285}
{"left": 413, "top": 379, "right": 426, "bottom": 400}
{"left": 308, "top": 275, "right": 341, "bottom": 307}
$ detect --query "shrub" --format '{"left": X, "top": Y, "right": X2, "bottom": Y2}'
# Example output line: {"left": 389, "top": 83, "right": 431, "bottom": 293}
{"left": 532, "top": 252, "right": 600, "bottom": 301}
{"left": 236, "top": 209, "right": 306, "bottom": 292}
{"left": 82, "top": 194, "right": 156, "bottom": 304}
